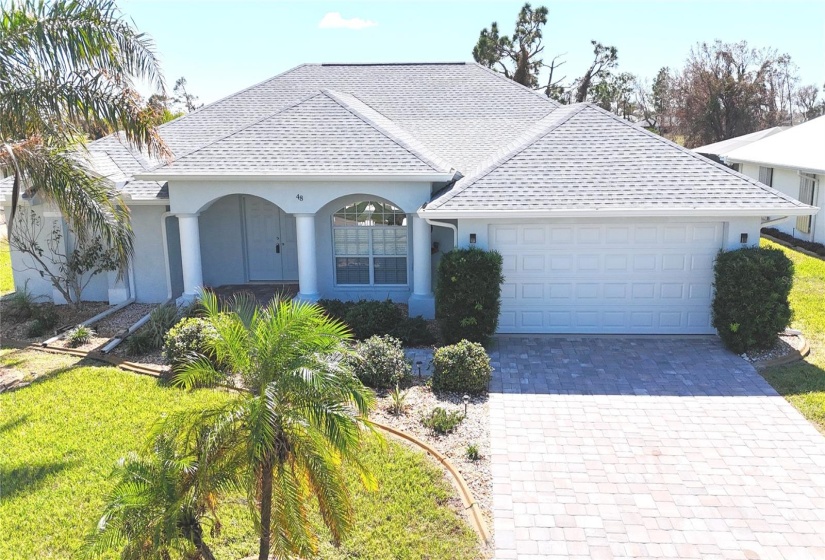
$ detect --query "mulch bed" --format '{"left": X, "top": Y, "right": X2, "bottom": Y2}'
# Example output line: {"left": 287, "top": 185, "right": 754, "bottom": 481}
{"left": 370, "top": 377, "right": 493, "bottom": 533}
{"left": 50, "top": 303, "right": 158, "bottom": 353}
{"left": 0, "top": 300, "right": 111, "bottom": 344}
{"left": 744, "top": 331, "right": 807, "bottom": 366}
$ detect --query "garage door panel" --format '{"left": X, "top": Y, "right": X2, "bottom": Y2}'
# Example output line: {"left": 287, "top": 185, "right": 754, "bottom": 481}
{"left": 490, "top": 221, "right": 722, "bottom": 334}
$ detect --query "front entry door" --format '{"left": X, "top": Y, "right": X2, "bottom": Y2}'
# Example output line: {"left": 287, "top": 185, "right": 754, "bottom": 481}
{"left": 243, "top": 196, "right": 283, "bottom": 280}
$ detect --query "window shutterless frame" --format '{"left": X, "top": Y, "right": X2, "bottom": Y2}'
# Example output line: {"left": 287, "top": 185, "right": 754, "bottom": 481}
{"left": 332, "top": 201, "right": 409, "bottom": 287}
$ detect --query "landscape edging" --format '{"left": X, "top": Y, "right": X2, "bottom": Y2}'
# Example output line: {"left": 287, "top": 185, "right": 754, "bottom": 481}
{"left": 4, "top": 341, "right": 491, "bottom": 547}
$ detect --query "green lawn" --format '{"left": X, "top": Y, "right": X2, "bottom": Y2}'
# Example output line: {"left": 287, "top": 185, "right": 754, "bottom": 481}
{"left": 0, "top": 237, "right": 13, "bottom": 295}
{"left": 760, "top": 239, "right": 825, "bottom": 431}
{"left": 0, "top": 349, "right": 480, "bottom": 560}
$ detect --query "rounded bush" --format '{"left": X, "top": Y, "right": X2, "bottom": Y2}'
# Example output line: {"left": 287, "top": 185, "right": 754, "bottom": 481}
{"left": 712, "top": 246, "right": 794, "bottom": 353}
{"left": 163, "top": 317, "right": 219, "bottom": 370}
{"left": 435, "top": 248, "right": 504, "bottom": 344}
{"left": 343, "top": 300, "right": 404, "bottom": 340}
{"left": 431, "top": 340, "right": 491, "bottom": 395}
{"left": 345, "top": 335, "right": 410, "bottom": 389}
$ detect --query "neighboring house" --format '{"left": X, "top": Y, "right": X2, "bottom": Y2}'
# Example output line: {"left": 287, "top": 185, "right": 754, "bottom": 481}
{"left": 693, "top": 126, "right": 788, "bottom": 168}
{"left": 724, "top": 115, "right": 825, "bottom": 245}
{"left": 0, "top": 63, "right": 817, "bottom": 334}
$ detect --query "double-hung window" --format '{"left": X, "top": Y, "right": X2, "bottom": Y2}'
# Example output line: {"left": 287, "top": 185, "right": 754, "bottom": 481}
{"left": 797, "top": 173, "right": 817, "bottom": 234}
{"left": 758, "top": 166, "right": 774, "bottom": 187}
{"left": 333, "top": 201, "right": 408, "bottom": 285}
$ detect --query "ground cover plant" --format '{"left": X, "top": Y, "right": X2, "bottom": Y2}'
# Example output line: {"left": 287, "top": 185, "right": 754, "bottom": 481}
{"left": 760, "top": 239, "right": 825, "bottom": 432}
{"left": 0, "top": 348, "right": 480, "bottom": 559}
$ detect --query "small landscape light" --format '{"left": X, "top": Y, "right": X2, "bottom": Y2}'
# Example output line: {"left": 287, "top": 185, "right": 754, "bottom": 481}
{"left": 463, "top": 394, "right": 470, "bottom": 416}
{"left": 417, "top": 360, "right": 423, "bottom": 378}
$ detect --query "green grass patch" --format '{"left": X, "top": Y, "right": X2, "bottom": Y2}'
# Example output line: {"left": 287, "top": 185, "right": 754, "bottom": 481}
{"left": 0, "top": 349, "right": 480, "bottom": 559}
{"left": 0, "top": 237, "right": 13, "bottom": 295}
{"left": 760, "top": 239, "right": 825, "bottom": 432}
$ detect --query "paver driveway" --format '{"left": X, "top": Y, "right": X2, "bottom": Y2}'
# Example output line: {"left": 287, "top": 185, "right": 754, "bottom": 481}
{"left": 488, "top": 336, "right": 825, "bottom": 560}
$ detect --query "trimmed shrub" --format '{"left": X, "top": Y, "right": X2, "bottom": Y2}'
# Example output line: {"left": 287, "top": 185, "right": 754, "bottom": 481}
{"left": 435, "top": 248, "right": 503, "bottom": 344}
{"left": 163, "top": 317, "right": 219, "bottom": 370}
{"left": 422, "top": 407, "right": 464, "bottom": 434}
{"left": 389, "top": 315, "right": 437, "bottom": 347}
{"left": 318, "top": 299, "right": 438, "bottom": 346}
{"left": 318, "top": 299, "right": 352, "bottom": 324}
{"left": 712, "top": 247, "right": 794, "bottom": 353}
{"left": 431, "top": 340, "right": 491, "bottom": 395}
{"left": 344, "top": 300, "right": 405, "bottom": 340}
{"left": 345, "top": 335, "right": 410, "bottom": 389}
{"left": 124, "top": 329, "right": 155, "bottom": 356}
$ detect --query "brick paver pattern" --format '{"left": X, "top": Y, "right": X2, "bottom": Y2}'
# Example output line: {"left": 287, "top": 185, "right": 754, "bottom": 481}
{"left": 488, "top": 336, "right": 825, "bottom": 560}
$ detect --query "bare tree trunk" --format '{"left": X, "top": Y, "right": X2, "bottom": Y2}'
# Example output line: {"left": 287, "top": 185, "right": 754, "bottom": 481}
{"left": 258, "top": 457, "right": 274, "bottom": 560}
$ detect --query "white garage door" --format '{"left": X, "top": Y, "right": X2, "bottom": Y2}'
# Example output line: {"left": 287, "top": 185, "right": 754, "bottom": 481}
{"left": 490, "top": 221, "right": 724, "bottom": 334}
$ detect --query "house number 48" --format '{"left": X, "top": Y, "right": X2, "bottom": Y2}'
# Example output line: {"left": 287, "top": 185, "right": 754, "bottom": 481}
{"left": 295, "top": 194, "right": 304, "bottom": 201}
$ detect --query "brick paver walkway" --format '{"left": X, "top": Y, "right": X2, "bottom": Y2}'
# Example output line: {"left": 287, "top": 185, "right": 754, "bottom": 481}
{"left": 488, "top": 336, "right": 825, "bottom": 560}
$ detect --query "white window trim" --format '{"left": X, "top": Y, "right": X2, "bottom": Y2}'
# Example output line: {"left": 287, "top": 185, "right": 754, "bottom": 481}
{"left": 332, "top": 203, "right": 409, "bottom": 287}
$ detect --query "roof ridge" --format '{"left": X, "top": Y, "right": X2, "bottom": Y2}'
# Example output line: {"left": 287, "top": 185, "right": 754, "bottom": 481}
{"left": 427, "top": 103, "right": 586, "bottom": 210}
{"left": 468, "top": 61, "right": 560, "bottom": 106}
{"left": 145, "top": 91, "right": 325, "bottom": 172}
{"left": 321, "top": 89, "right": 454, "bottom": 174}
{"left": 582, "top": 104, "right": 810, "bottom": 209}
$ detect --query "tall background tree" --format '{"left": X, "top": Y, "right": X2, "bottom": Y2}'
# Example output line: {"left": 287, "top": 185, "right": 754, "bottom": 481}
{"left": 472, "top": 4, "right": 623, "bottom": 107}
{"left": 0, "top": 0, "right": 168, "bottom": 272}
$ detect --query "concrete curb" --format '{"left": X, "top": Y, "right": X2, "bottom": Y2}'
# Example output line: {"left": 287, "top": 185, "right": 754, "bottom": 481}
{"left": 2, "top": 342, "right": 492, "bottom": 547}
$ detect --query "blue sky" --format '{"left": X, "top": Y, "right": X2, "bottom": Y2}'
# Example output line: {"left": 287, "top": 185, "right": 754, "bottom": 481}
{"left": 121, "top": 0, "right": 825, "bottom": 104}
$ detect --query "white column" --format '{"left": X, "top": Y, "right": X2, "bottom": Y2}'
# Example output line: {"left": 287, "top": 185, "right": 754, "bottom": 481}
{"left": 295, "top": 213, "right": 319, "bottom": 301}
{"left": 177, "top": 213, "right": 203, "bottom": 301}
{"left": 409, "top": 215, "right": 435, "bottom": 319}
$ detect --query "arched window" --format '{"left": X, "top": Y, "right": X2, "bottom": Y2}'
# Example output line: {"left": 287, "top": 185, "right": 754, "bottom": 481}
{"left": 332, "top": 201, "right": 408, "bottom": 285}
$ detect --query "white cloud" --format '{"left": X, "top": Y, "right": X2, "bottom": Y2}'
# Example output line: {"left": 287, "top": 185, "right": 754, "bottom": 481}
{"left": 318, "top": 12, "right": 377, "bottom": 30}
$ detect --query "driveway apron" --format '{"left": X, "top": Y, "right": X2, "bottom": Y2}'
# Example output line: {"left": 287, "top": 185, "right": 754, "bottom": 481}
{"left": 488, "top": 336, "right": 825, "bottom": 560}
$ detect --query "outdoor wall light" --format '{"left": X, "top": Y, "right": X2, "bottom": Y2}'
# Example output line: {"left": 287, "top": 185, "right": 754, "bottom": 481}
{"left": 740, "top": 233, "right": 748, "bottom": 244}
{"left": 469, "top": 233, "right": 477, "bottom": 244}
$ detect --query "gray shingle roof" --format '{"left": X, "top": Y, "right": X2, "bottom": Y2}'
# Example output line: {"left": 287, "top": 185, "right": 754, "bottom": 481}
{"left": 145, "top": 90, "right": 453, "bottom": 177}
{"left": 425, "top": 104, "right": 813, "bottom": 215}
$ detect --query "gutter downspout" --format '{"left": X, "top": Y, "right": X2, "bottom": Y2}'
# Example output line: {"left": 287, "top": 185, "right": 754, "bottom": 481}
{"left": 160, "top": 211, "right": 174, "bottom": 300}
{"left": 424, "top": 218, "right": 458, "bottom": 247}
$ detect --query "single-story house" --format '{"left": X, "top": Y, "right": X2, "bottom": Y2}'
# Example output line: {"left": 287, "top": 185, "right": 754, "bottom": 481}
{"left": 722, "top": 115, "right": 825, "bottom": 245}
{"left": 693, "top": 126, "right": 788, "bottom": 168}
{"left": 1, "top": 63, "right": 818, "bottom": 334}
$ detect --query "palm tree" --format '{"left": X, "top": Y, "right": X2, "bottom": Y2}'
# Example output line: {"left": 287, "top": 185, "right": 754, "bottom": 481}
{"left": 84, "top": 428, "right": 244, "bottom": 560}
{"left": 0, "top": 0, "right": 169, "bottom": 271}
{"left": 173, "top": 292, "right": 376, "bottom": 560}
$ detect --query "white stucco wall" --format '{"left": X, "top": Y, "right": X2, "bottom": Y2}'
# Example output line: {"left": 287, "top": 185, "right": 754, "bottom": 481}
{"left": 739, "top": 162, "right": 822, "bottom": 242}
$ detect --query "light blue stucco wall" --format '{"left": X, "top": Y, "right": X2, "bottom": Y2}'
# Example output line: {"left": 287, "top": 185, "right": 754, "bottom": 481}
{"left": 199, "top": 195, "right": 247, "bottom": 286}
{"left": 3, "top": 202, "right": 108, "bottom": 302}
{"left": 130, "top": 205, "right": 173, "bottom": 302}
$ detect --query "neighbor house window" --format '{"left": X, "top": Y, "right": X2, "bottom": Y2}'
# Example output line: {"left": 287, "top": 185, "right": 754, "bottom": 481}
{"left": 758, "top": 166, "right": 774, "bottom": 187}
{"left": 333, "top": 201, "right": 408, "bottom": 285}
{"left": 797, "top": 173, "right": 817, "bottom": 234}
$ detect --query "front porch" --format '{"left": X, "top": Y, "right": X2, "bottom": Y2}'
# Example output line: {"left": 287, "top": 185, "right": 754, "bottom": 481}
{"left": 171, "top": 190, "right": 439, "bottom": 318}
